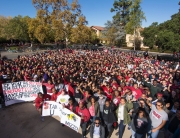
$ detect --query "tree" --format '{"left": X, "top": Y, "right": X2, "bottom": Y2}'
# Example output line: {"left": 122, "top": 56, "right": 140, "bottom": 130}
{"left": 101, "top": 20, "right": 117, "bottom": 45}
{"left": 126, "top": 0, "right": 146, "bottom": 34}
{"left": 134, "top": 37, "right": 141, "bottom": 50}
{"left": 4, "top": 15, "right": 30, "bottom": 42}
{"left": 71, "top": 26, "right": 93, "bottom": 44}
{"left": 142, "top": 8, "right": 180, "bottom": 51}
{"left": 110, "top": 0, "right": 145, "bottom": 48}
{"left": 0, "top": 16, "right": 11, "bottom": 39}
{"left": 28, "top": 18, "right": 40, "bottom": 42}
{"left": 70, "top": 16, "right": 96, "bottom": 44}
{"left": 111, "top": 0, "right": 132, "bottom": 39}
{"left": 32, "top": 0, "right": 87, "bottom": 44}
{"left": 141, "top": 22, "right": 159, "bottom": 49}
{"left": 156, "top": 30, "right": 180, "bottom": 52}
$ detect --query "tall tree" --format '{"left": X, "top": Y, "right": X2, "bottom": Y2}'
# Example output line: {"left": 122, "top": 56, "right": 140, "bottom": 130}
{"left": 111, "top": 0, "right": 132, "bottom": 39}
{"left": 32, "top": 0, "right": 87, "bottom": 44}
{"left": 71, "top": 16, "right": 92, "bottom": 44}
{"left": 126, "top": 0, "right": 146, "bottom": 34}
{"left": 141, "top": 22, "right": 159, "bottom": 49}
{"left": 28, "top": 18, "right": 39, "bottom": 42}
{"left": 0, "top": 16, "right": 11, "bottom": 39}
{"left": 101, "top": 20, "right": 117, "bottom": 45}
{"left": 4, "top": 15, "right": 30, "bottom": 42}
{"left": 142, "top": 9, "right": 180, "bottom": 51}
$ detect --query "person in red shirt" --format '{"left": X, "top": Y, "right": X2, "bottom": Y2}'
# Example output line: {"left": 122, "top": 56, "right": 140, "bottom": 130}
{"left": 112, "top": 90, "right": 121, "bottom": 107}
{"left": 50, "top": 88, "right": 60, "bottom": 101}
{"left": 101, "top": 82, "right": 113, "bottom": 100}
{"left": 111, "top": 79, "right": 119, "bottom": 89}
{"left": 43, "top": 93, "right": 51, "bottom": 101}
{"left": 24, "top": 72, "right": 31, "bottom": 81}
{"left": 76, "top": 101, "right": 90, "bottom": 138}
{"left": 43, "top": 80, "right": 55, "bottom": 94}
{"left": 128, "top": 83, "right": 142, "bottom": 100}
{"left": 35, "top": 92, "right": 44, "bottom": 121}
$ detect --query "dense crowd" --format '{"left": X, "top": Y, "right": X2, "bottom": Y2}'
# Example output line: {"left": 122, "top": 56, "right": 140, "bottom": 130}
{"left": 0, "top": 49, "right": 180, "bottom": 138}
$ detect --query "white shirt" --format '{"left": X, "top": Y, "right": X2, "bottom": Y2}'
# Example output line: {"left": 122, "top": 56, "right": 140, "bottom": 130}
{"left": 127, "top": 64, "right": 133, "bottom": 70}
{"left": 118, "top": 105, "right": 124, "bottom": 123}
{"left": 93, "top": 125, "right": 100, "bottom": 137}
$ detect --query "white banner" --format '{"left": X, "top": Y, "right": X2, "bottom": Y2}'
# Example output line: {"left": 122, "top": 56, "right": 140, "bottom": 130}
{"left": 2, "top": 81, "right": 43, "bottom": 106}
{"left": 60, "top": 108, "right": 81, "bottom": 132}
{"left": 42, "top": 101, "right": 63, "bottom": 116}
{"left": 42, "top": 101, "right": 81, "bottom": 132}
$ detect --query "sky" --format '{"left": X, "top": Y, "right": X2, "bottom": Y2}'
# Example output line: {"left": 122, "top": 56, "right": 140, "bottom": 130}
{"left": 0, "top": 0, "right": 179, "bottom": 27}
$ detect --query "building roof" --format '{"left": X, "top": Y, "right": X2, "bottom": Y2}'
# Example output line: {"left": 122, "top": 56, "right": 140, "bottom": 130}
{"left": 91, "top": 26, "right": 104, "bottom": 31}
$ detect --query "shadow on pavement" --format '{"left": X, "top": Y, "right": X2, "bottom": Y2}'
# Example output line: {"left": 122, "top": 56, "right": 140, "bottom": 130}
{"left": 0, "top": 103, "right": 81, "bottom": 138}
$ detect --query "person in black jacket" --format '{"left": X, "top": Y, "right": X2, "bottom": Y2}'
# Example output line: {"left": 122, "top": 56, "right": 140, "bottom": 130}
{"left": 102, "top": 99, "right": 116, "bottom": 138}
{"left": 90, "top": 117, "right": 105, "bottom": 138}
{"left": 130, "top": 107, "right": 149, "bottom": 138}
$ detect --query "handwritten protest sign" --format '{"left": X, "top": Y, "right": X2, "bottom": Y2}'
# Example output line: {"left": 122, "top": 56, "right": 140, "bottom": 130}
{"left": 2, "top": 81, "right": 43, "bottom": 106}
{"left": 42, "top": 101, "right": 63, "bottom": 116}
{"left": 42, "top": 101, "right": 81, "bottom": 132}
{"left": 61, "top": 108, "right": 81, "bottom": 132}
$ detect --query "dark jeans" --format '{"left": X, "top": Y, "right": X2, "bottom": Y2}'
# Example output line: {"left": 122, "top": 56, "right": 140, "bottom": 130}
{"left": 81, "top": 122, "right": 88, "bottom": 137}
{"left": 0, "top": 93, "right": 4, "bottom": 100}
{"left": 119, "top": 120, "right": 126, "bottom": 138}
{"left": 104, "top": 121, "right": 113, "bottom": 137}
{"left": 100, "top": 112, "right": 104, "bottom": 124}
{"left": 90, "top": 116, "right": 96, "bottom": 123}
{"left": 104, "top": 121, "right": 113, "bottom": 132}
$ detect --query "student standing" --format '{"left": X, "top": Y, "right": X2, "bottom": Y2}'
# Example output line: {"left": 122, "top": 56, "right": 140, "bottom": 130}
{"left": 146, "top": 99, "right": 168, "bottom": 138}
{"left": 90, "top": 117, "right": 105, "bottom": 138}
{"left": 76, "top": 101, "right": 91, "bottom": 138}
{"left": 131, "top": 108, "right": 149, "bottom": 138}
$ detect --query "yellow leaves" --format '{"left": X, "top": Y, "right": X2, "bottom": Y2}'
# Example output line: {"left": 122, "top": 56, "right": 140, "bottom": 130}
{"left": 71, "top": 0, "right": 79, "bottom": 10}
{"left": 34, "top": 24, "right": 50, "bottom": 43}
{"left": 0, "top": 16, "right": 11, "bottom": 38}
{"left": 31, "top": 0, "right": 87, "bottom": 43}
{"left": 28, "top": 18, "right": 40, "bottom": 41}
{"left": 78, "top": 16, "right": 87, "bottom": 26}
{"left": 71, "top": 26, "right": 93, "bottom": 43}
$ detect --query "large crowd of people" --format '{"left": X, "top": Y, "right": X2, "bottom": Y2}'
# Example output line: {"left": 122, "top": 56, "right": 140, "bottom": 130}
{"left": 0, "top": 49, "right": 180, "bottom": 138}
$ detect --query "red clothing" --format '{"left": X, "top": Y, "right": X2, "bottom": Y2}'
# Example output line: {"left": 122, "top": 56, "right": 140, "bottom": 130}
{"left": 24, "top": 75, "right": 31, "bottom": 81}
{"left": 128, "top": 87, "right": 142, "bottom": 100}
{"left": 50, "top": 93, "right": 59, "bottom": 101}
{"left": 43, "top": 83, "right": 55, "bottom": 93}
{"left": 83, "top": 93, "right": 91, "bottom": 102}
{"left": 67, "top": 104, "right": 78, "bottom": 114}
{"left": 76, "top": 107, "right": 90, "bottom": 123}
{"left": 68, "top": 84, "right": 75, "bottom": 97}
{"left": 112, "top": 96, "right": 121, "bottom": 106}
{"left": 43, "top": 93, "right": 51, "bottom": 101}
{"left": 101, "top": 85, "right": 113, "bottom": 100}
{"left": 170, "top": 85, "right": 179, "bottom": 91}
{"left": 111, "top": 83, "right": 119, "bottom": 89}
{"left": 35, "top": 97, "right": 43, "bottom": 109}
{"left": 121, "top": 86, "right": 129, "bottom": 96}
